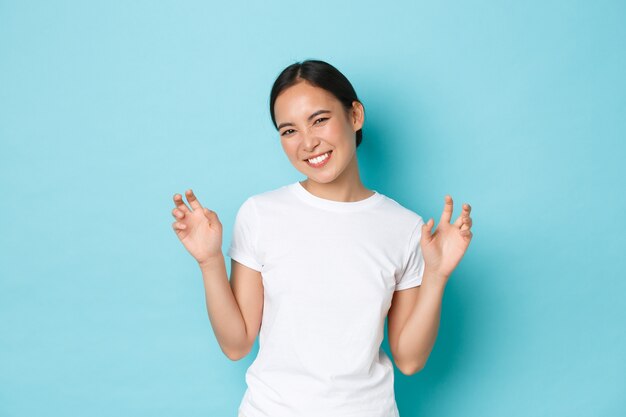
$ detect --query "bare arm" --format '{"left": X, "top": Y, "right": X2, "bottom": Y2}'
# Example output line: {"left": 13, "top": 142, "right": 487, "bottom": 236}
{"left": 388, "top": 268, "right": 445, "bottom": 375}
{"left": 199, "top": 255, "right": 264, "bottom": 361}
{"left": 389, "top": 195, "right": 473, "bottom": 375}
{"left": 171, "top": 189, "right": 263, "bottom": 361}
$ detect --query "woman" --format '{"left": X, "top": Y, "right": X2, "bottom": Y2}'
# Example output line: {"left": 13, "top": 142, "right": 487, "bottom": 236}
{"left": 171, "top": 60, "right": 473, "bottom": 417}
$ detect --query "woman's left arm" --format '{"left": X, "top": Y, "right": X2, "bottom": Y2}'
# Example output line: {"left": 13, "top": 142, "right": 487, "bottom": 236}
{"left": 391, "top": 195, "right": 473, "bottom": 375}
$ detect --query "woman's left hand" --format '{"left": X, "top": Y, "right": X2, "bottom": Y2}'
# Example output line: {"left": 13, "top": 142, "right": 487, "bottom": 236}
{"left": 420, "top": 195, "right": 473, "bottom": 286}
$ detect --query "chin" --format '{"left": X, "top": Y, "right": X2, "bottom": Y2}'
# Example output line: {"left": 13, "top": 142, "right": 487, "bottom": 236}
{"left": 305, "top": 172, "right": 341, "bottom": 184}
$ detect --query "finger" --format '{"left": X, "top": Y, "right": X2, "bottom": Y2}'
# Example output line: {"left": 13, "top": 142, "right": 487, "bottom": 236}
{"left": 173, "top": 193, "right": 191, "bottom": 213}
{"left": 439, "top": 195, "right": 453, "bottom": 225}
{"left": 172, "top": 221, "right": 187, "bottom": 231}
{"left": 185, "top": 189, "right": 203, "bottom": 211}
{"left": 204, "top": 207, "right": 222, "bottom": 225}
{"left": 203, "top": 207, "right": 214, "bottom": 222}
{"left": 460, "top": 216, "right": 472, "bottom": 231}
{"left": 453, "top": 203, "right": 471, "bottom": 227}
{"left": 203, "top": 206, "right": 214, "bottom": 216}
{"left": 460, "top": 230, "right": 473, "bottom": 241}
{"left": 172, "top": 208, "right": 185, "bottom": 219}
{"left": 420, "top": 218, "right": 435, "bottom": 245}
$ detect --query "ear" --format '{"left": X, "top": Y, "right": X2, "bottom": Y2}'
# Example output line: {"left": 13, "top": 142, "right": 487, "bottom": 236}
{"left": 350, "top": 101, "right": 365, "bottom": 131}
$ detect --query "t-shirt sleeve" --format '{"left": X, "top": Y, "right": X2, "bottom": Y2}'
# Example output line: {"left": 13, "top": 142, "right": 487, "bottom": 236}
{"left": 226, "top": 197, "right": 263, "bottom": 272}
{"left": 395, "top": 218, "right": 426, "bottom": 291}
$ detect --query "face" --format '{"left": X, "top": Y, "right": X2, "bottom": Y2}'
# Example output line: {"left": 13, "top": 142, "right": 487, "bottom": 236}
{"left": 273, "top": 81, "right": 364, "bottom": 185}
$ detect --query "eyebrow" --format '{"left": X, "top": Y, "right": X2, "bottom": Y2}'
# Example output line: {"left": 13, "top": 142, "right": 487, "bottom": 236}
{"left": 277, "top": 109, "right": 331, "bottom": 130}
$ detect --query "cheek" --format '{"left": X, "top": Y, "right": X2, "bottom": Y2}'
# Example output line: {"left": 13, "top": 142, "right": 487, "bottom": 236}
{"left": 322, "top": 122, "right": 345, "bottom": 140}
{"left": 328, "top": 122, "right": 355, "bottom": 146}
{"left": 281, "top": 140, "right": 299, "bottom": 158}
{"left": 328, "top": 119, "right": 354, "bottom": 136}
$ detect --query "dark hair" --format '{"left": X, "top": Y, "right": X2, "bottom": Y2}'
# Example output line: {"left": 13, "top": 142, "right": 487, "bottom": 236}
{"left": 269, "top": 59, "right": 364, "bottom": 148}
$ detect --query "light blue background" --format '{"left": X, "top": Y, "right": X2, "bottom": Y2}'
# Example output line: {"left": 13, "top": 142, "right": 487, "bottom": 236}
{"left": 1, "top": 1, "right": 624, "bottom": 416}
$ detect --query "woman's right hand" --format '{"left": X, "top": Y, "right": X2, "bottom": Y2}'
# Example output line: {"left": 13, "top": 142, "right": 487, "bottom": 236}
{"left": 171, "top": 189, "right": 223, "bottom": 266}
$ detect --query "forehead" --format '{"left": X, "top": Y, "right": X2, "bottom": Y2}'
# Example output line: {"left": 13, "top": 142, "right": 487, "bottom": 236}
{"left": 274, "top": 81, "right": 341, "bottom": 121}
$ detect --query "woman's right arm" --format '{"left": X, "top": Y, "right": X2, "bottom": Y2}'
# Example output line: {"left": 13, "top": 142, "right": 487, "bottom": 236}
{"left": 171, "top": 190, "right": 263, "bottom": 361}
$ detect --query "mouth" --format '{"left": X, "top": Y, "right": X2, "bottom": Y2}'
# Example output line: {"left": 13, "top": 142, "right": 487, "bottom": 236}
{"left": 305, "top": 150, "right": 332, "bottom": 168}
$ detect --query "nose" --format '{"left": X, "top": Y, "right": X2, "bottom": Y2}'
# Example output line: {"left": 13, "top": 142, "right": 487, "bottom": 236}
{"left": 302, "top": 129, "right": 321, "bottom": 152}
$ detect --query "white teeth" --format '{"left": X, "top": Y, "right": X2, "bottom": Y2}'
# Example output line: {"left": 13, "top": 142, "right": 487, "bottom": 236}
{"left": 308, "top": 152, "right": 329, "bottom": 164}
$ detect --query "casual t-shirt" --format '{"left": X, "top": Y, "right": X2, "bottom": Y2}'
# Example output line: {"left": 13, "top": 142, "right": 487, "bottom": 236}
{"left": 227, "top": 181, "right": 426, "bottom": 417}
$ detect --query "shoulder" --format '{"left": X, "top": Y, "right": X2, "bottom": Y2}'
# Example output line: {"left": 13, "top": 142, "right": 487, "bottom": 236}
{"left": 376, "top": 192, "right": 425, "bottom": 228}
{"left": 239, "top": 182, "right": 296, "bottom": 213}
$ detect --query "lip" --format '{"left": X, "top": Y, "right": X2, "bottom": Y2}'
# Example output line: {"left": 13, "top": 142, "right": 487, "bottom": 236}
{"left": 305, "top": 150, "right": 332, "bottom": 168}
{"left": 303, "top": 150, "right": 332, "bottom": 161}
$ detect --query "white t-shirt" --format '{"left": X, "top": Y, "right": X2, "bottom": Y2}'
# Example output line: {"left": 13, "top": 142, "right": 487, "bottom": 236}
{"left": 227, "top": 181, "right": 425, "bottom": 417}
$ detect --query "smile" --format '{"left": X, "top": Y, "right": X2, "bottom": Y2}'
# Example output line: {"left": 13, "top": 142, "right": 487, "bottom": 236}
{"left": 306, "top": 151, "right": 332, "bottom": 168}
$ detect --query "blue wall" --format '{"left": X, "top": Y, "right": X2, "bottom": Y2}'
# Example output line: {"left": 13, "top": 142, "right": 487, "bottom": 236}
{"left": 1, "top": 1, "right": 624, "bottom": 416}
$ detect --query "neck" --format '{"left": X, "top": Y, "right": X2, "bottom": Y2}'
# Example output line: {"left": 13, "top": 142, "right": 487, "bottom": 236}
{"left": 300, "top": 153, "right": 374, "bottom": 202}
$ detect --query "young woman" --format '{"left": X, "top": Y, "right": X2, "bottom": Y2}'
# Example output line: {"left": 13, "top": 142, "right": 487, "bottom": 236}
{"left": 171, "top": 60, "right": 473, "bottom": 417}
